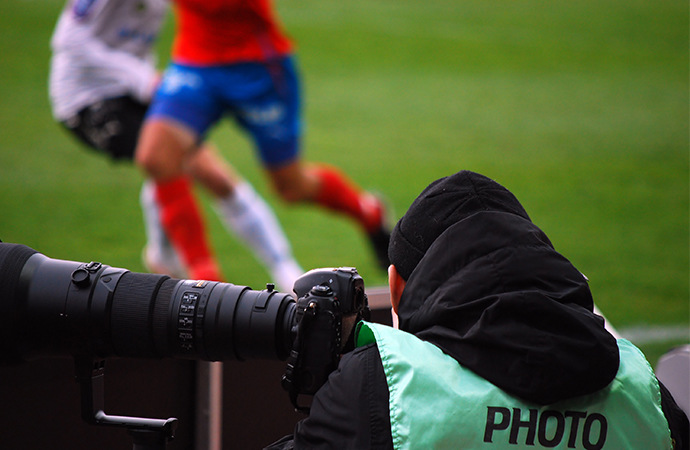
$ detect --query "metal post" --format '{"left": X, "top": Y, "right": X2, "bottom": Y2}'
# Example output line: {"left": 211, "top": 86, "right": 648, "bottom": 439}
{"left": 195, "top": 361, "right": 223, "bottom": 450}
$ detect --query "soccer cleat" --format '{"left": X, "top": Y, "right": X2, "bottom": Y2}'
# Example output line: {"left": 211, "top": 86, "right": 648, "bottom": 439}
{"left": 368, "top": 224, "right": 392, "bottom": 271}
{"left": 364, "top": 194, "right": 393, "bottom": 271}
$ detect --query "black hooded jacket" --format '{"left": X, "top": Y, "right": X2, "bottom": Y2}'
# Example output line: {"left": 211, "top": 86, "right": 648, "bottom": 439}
{"left": 266, "top": 172, "right": 688, "bottom": 449}
{"left": 399, "top": 213, "right": 620, "bottom": 404}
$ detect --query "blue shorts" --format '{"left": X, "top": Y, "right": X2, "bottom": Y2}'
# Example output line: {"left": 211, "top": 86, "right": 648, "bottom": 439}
{"left": 147, "top": 56, "right": 302, "bottom": 167}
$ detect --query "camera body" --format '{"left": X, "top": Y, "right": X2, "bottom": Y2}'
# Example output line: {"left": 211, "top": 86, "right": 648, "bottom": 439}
{"left": 282, "top": 267, "right": 370, "bottom": 411}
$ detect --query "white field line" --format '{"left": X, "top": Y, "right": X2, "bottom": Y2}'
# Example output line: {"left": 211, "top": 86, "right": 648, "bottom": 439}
{"left": 617, "top": 325, "right": 690, "bottom": 345}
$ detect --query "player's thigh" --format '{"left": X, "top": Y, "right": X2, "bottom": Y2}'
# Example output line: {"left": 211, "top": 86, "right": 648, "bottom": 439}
{"left": 147, "top": 64, "right": 223, "bottom": 141}
{"left": 230, "top": 58, "right": 302, "bottom": 168}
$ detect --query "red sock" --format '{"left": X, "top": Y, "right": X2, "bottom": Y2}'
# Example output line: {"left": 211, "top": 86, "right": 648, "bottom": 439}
{"left": 155, "top": 176, "right": 222, "bottom": 281}
{"left": 312, "top": 164, "right": 382, "bottom": 233}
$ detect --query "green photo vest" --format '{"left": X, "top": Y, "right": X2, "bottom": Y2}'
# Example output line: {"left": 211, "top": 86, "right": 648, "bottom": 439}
{"left": 356, "top": 321, "right": 672, "bottom": 450}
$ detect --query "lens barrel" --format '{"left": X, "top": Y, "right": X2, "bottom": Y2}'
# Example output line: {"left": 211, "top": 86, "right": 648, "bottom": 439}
{"left": 0, "top": 243, "right": 295, "bottom": 363}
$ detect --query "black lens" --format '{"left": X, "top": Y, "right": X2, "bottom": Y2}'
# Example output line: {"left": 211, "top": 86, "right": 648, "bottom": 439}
{"left": 0, "top": 243, "right": 296, "bottom": 363}
{"left": 165, "top": 280, "right": 295, "bottom": 361}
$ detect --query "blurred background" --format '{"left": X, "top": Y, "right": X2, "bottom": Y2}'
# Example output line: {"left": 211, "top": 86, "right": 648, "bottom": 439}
{"left": 1, "top": 0, "right": 687, "bottom": 382}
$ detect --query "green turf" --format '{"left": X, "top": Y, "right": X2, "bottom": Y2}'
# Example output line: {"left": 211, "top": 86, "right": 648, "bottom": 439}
{"left": 0, "top": 0, "right": 687, "bottom": 364}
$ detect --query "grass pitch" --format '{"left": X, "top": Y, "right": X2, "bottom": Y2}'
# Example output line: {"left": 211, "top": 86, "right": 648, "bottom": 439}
{"left": 0, "top": 0, "right": 687, "bottom": 363}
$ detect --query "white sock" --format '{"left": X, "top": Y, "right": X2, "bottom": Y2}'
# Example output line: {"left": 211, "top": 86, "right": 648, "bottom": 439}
{"left": 139, "top": 180, "right": 185, "bottom": 277}
{"left": 215, "top": 182, "right": 303, "bottom": 292}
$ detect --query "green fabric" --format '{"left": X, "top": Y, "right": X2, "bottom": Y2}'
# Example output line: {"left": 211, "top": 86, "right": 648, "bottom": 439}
{"left": 356, "top": 321, "right": 672, "bottom": 450}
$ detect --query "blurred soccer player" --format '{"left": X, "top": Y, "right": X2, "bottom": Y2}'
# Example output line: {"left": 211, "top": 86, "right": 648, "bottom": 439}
{"left": 49, "top": 0, "right": 303, "bottom": 290}
{"left": 135, "top": 0, "right": 391, "bottom": 272}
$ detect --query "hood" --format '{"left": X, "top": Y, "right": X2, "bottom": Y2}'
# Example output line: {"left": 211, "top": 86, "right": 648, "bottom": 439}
{"left": 396, "top": 174, "right": 619, "bottom": 404}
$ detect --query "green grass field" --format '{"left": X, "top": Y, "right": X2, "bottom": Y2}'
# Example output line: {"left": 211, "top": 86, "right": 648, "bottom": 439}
{"left": 0, "top": 0, "right": 687, "bottom": 364}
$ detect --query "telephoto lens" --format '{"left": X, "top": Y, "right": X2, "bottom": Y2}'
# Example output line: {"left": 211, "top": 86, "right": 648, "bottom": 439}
{"left": 0, "top": 242, "right": 296, "bottom": 365}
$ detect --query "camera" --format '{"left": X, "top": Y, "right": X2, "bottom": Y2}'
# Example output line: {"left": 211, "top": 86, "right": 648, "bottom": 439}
{"left": 283, "top": 266, "right": 369, "bottom": 411}
{"left": 0, "top": 242, "right": 369, "bottom": 445}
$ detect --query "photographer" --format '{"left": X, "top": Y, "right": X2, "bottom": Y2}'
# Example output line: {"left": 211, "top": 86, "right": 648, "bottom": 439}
{"left": 267, "top": 170, "right": 688, "bottom": 449}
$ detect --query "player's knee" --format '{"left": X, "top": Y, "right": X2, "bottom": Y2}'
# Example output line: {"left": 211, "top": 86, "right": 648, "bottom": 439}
{"left": 267, "top": 159, "right": 319, "bottom": 204}
{"left": 135, "top": 146, "right": 179, "bottom": 180}
{"left": 135, "top": 119, "right": 195, "bottom": 179}
{"left": 134, "top": 146, "right": 158, "bottom": 174}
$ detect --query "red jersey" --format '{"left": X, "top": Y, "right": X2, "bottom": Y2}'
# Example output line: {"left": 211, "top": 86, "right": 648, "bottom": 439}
{"left": 172, "top": 0, "right": 293, "bottom": 65}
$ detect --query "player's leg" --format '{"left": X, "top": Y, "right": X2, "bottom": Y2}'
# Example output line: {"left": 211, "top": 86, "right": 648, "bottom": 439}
{"left": 136, "top": 63, "right": 232, "bottom": 281}
{"left": 268, "top": 160, "right": 390, "bottom": 270}
{"left": 186, "top": 144, "right": 303, "bottom": 291}
{"left": 232, "top": 57, "right": 391, "bottom": 270}
{"left": 136, "top": 116, "right": 222, "bottom": 281}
